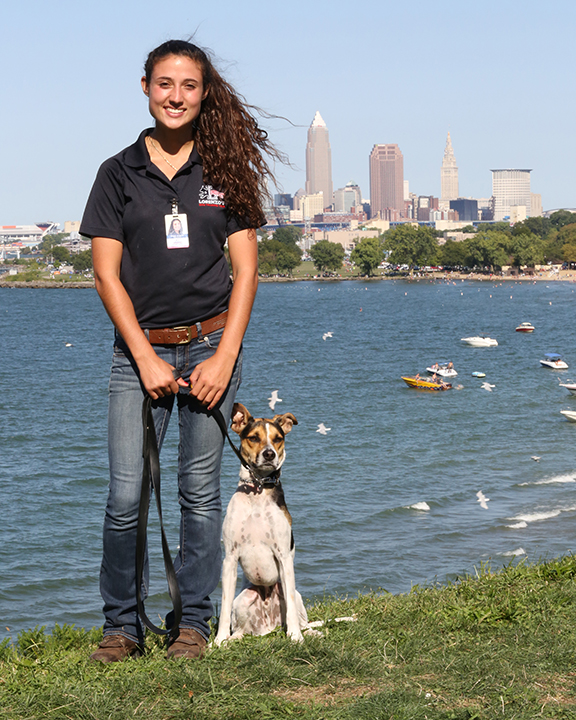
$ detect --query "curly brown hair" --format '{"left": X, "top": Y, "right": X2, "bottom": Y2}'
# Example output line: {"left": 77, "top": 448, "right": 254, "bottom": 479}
{"left": 144, "top": 40, "right": 286, "bottom": 227}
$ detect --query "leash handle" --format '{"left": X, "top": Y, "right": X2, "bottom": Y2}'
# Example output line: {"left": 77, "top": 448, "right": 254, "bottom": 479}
{"left": 136, "top": 396, "right": 182, "bottom": 639}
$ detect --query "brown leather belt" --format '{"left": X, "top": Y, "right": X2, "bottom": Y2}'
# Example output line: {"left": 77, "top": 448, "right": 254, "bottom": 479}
{"left": 147, "top": 311, "right": 228, "bottom": 345}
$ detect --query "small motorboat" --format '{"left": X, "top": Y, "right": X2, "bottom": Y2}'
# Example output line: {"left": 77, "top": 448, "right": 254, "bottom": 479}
{"left": 560, "top": 410, "right": 576, "bottom": 422}
{"left": 540, "top": 353, "right": 568, "bottom": 369}
{"left": 402, "top": 376, "right": 452, "bottom": 390}
{"left": 559, "top": 382, "right": 576, "bottom": 395}
{"left": 461, "top": 336, "right": 498, "bottom": 347}
{"left": 426, "top": 361, "right": 457, "bottom": 378}
{"left": 516, "top": 322, "right": 535, "bottom": 333}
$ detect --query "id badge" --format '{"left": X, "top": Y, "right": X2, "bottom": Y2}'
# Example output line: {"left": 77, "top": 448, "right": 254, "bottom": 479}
{"left": 165, "top": 212, "right": 189, "bottom": 249}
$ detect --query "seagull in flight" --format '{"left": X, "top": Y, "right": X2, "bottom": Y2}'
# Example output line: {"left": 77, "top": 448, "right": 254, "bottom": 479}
{"left": 476, "top": 491, "right": 490, "bottom": 510}
{"left": 268, "top": 390, "right": 282, "bottom": 411}
{"left": 322, "top": 331, "right": 333, "bottom": 341}
{"left": 316, "top": 423, "right": 331, "bottom": 435}
{"left": 481, "top": 382, "right": 496, "bottom": 392}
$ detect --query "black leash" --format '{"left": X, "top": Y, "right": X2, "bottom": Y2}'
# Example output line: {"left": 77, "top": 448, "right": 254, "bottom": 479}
{"left": 135, "top": 396, "right": 182, "bottom": 639}
{"left": 210, "top": 406, "right": 249, "bottom": 470}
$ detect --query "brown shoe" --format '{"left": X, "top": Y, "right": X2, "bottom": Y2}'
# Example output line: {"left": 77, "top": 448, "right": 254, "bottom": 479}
{"left": 90, "top": 634, "right": 143, "bottom": 663}
{"left": 167, "top": 628, "right": 207, "bottom": 659}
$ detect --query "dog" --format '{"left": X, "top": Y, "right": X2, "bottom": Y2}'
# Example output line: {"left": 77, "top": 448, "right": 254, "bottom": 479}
{"left": 215, "top": 402, "right": 309, "bottom": 645}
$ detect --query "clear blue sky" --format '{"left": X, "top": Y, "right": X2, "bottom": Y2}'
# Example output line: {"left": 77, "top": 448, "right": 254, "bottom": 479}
{"left": 1, "top": 0, "right": 574, "bottom": 226}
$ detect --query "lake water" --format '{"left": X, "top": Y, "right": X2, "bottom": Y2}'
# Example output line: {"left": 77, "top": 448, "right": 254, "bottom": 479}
{"left": 2, "top": 278, "right": 576, "bottom": 640}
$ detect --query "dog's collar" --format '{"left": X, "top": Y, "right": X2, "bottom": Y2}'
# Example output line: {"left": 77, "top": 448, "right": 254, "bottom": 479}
{"left": 241, "top": 468, "right": 282, "bottom": 492}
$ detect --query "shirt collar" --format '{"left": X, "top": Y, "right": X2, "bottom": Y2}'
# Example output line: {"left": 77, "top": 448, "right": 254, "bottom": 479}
{"left": 124, "top": 128, "right": 202, "bottom": 170}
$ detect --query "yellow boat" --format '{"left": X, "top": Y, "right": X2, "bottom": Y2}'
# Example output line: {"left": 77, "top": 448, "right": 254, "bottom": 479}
{"left": 401, "top": 376, "right": 452, "bottom": 390}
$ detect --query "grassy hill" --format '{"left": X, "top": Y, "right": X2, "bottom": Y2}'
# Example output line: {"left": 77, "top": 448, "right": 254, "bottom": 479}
{"left": 2, "top": 557, "right": 576, "bottom": 719}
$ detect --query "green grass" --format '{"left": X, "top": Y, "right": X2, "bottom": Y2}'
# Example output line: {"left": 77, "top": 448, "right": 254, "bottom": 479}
{"left": 3, "top": 557, "right": 576, "bottom": 718}
{"left": 267, "top": 260, "right": 369, "bottom": 280}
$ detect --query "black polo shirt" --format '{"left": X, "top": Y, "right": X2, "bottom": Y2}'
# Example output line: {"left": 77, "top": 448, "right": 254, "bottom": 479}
{"left": 80, "top": 128, "right": 254, "bottom": 328}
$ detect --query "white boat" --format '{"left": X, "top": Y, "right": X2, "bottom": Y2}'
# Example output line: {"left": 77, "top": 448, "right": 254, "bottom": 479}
{"left": 461, "top": 336, "right": 498, "bottom": 347}
{"left": 559, "top": 383, "right": 576, "bottom": 395}
{"left": 560, "top": 410, "right": 576, "bottom": 422}
{"left": 426, "top": 361, "right": 457, "bottom": 378}
{"left": 516, "top": 322, "right": 535, "bottom": 333}
{"left": 540, "top": 353, "right": 568, "bottom": 369}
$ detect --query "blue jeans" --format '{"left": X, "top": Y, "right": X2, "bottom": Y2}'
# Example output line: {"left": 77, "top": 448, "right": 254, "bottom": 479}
{"left": 100, "top": 328, "right": 241, "bottom": 642}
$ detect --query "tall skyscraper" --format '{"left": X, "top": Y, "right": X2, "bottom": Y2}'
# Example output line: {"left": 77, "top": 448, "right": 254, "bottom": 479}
{"left": 491, "top": 169, "right": 532, "bottom": 221}
{"left": 305, "top": 111, "right": 333, "bottom": 210}
{"left": 441, "top": 132, "right": 459, "bottom": 202}
{"left": 369, "top": 144, "right": 404, "bottom": 219}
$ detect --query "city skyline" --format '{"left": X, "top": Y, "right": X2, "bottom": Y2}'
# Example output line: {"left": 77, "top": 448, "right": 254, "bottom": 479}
{"left": 1, "top": 0, "right": 575, "bottom": 226}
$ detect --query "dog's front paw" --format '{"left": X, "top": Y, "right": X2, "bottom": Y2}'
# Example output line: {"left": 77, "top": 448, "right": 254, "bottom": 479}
{"left": 287, "top": 629, "right": 304, "bottom": 643}
{"left": 213, "top": 633, "right": 230, "bottom": 647}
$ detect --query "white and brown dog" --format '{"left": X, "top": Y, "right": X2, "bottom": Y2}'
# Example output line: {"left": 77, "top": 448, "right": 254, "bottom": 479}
{"left": 215, "top": 402, "right": 308, "bottom": 645}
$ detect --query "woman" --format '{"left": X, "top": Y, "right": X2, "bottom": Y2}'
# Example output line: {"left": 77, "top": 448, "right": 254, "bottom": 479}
{"left": 80, "top": 40, "right": 280, "bottom": 662}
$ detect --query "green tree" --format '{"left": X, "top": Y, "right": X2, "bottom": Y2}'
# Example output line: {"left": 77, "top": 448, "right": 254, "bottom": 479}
{"left": 512, "top": 216, "right": 551, "bottom": 239}
{"left": 562, "top": 243, "right": 576, "bottom": 265}
{"left": 275, "top": 244, "right": 302, "bottom": 275}
{"left": 549, "top": 210, "right": 576, "bottom": 231}
{"left": 350, "top": 237, "right": 385, "bottom": 276}
{"left": 39, "top": 233, "right": 67, "bottom": 261}
{"left": 542, "top": 230, "right": 563, "bottom": 263}
{"left": 547, "top": 223, "right": 576, "bottom": 265}
{"left": 52, "top": 246, "right": 71, "bottom": 268}
{"left": 383, "top": 225, "right": 438, "bottom": 268}
{"left": 309, "top": 240, "right": 345, "bottom": 273}
{"left": 273, "top": 226, "right": 303, "bottom": 246}
{"left": 557, "top": 223, "right": 576, "bottom": 245}
{"left": 257, "top": 238, "right": 301, "bottom": 276}
{"left": 510, "top": 233, "right": 544, "bottom": 268}
{"left": 72, "top": 249, "right": 93, "bottom": 273}
{"left": 439, "top": 239, "right": 469, "bottom": 268}
{"left": 466, "top": 230, "right": 510, "bottom": 270}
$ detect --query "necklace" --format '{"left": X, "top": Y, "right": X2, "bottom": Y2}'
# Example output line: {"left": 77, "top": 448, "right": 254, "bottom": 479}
{"left": 147, "top": 135, "right": 188, "bottom": 172}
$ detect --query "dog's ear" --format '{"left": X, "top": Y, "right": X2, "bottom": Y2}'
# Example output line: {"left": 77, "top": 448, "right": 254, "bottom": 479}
{"left": 231, "top": 403, "right": 251, "bottom": 435}
{"left": 273, "top": 412, "right": 298, "bottom": 434}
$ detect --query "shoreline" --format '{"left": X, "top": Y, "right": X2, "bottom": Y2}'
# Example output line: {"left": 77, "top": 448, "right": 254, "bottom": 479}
{"left": 1, "top": 270, "right": 574, "bottom": 289}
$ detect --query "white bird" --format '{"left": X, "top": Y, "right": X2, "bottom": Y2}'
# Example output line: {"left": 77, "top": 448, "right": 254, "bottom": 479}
{"left": 268, "top": 390, "right": 282, "bottom": 411}
{"left": 481, "top": 382, "right": 496, "bottom": 392}
{"left": 322, "top": 331, "right": 333, "bottom": 341}
{"left": 65, "top": 343, "right": 73, "bottom": 347}
{"left": 476, "top": 491, "right": 490, "bottom": 510}
{"left": 316, "top": 423, "right": 331, "bottom": 435}
{"left": 531, "top": 455, "right": 541, "bottom": 462}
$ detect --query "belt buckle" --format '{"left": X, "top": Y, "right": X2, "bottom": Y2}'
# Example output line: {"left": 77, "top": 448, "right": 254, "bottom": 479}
{"left": 172, "top": 326, "right": 193, "bottom": 344}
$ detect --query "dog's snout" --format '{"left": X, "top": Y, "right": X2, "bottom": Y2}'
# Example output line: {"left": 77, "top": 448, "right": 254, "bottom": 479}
{"left": 262, "top": 448, "right": 276, "bottom": 462}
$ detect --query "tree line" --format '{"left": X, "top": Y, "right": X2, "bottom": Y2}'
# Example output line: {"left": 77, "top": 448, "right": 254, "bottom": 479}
{"left": 257, "top": 210, "right": 576, "bottom": 277}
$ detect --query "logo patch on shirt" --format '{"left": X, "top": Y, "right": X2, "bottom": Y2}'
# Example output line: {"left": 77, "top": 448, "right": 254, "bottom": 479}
{"left": 198, "top": 185, "right": 225, "bottom": 207}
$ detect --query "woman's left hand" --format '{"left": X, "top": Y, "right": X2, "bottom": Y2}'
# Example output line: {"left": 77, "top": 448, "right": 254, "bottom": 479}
{"left": 189, "top": 351, "right": 236, "bottom": 410}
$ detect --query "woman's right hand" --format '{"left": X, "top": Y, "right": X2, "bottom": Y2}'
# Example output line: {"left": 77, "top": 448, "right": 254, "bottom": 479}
{"left": 138, "top": 353, "right": 189, "bottom": 399}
